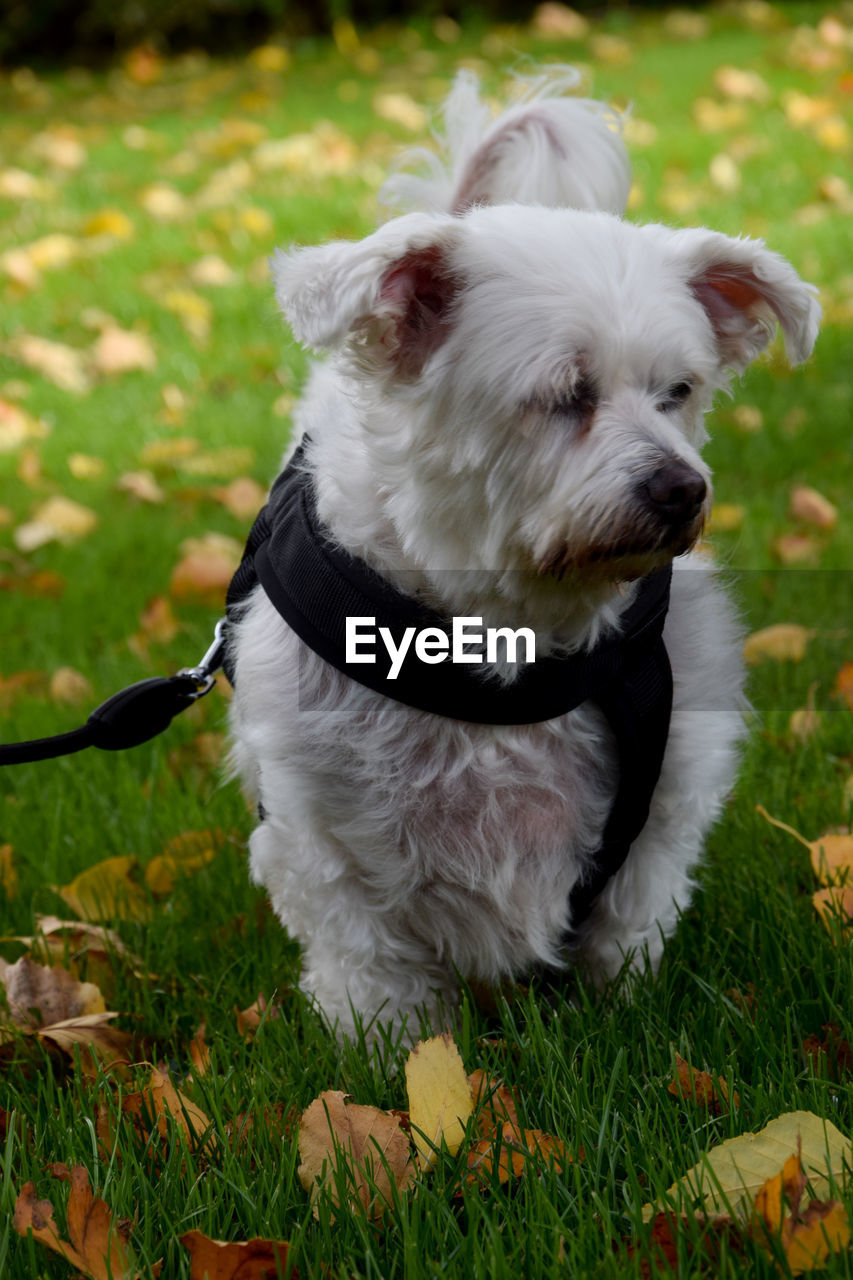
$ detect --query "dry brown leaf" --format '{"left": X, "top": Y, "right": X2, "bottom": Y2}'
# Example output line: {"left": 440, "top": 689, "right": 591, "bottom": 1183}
{"left": 138, "top": 436, "right": 199, "bottom": 467}
{"left": 773, "top": 533, "right": 821, "bottom": 565}
{"left": 802, "top": 1023, "right": 852, "bottom": 1081}
{"left": 15, "top": 495, "right": 98, "bottom": 551}
{"left": 235, "top": 992, "right": 281, "bottom": 1039}
{"left": 789, "top": 485, "right": 838, "bottom": 529}
{"left": 7, "top": 334, "right": 92, "bottom": 393}
{"left": 0, "top": 953, "right": 106, "bottom": 1027}
{"left": 9, "top": 914, "right": 146, "bottom": 978}
{"left": 0, "top": 844, "right": 17, "bottom": 901}
{"left": 180, "top": 1229, "right": 295, "bottom": 1279}
{"left": 668, "top": 1053, "right": 738, "bottom": 1115}
{"left": 530, "top": 3, "right": 590, "bottom": 40}
{"left": 213, "top": 476, "right": 267, "bottom": 520}
{"left": 189, "top": 1022, "right": 211, "bottom": 1077}
{"left": 743, "top": 624, "right": 815, "bottom": 664}
{"left": 298, "top": 1090, "right": 414, "bottom": 1219}
{"left": 0, "top": 399, "right": 50, "bottom": 452}
{"left": 50, "top": 666, "right": 93, "bottom": 705}
{"left": 91, "top": 326, "right": 156, "bottom": 376}
{"left": 101, "top": 1067, "right": 216, "bottom": 1155}
{"left": 170, "top": 533, "right": 243, "bottom": 605}
{"left": 13, "top": 1163, "right": 154, "bottom": 1280}
{"left": 117, "top": 470, "right": 165, "bottom": 504}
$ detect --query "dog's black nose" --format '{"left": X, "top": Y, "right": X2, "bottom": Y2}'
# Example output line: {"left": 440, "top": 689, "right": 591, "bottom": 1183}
{"left": 643, "top": 461, "right": 707, "bottom": 524}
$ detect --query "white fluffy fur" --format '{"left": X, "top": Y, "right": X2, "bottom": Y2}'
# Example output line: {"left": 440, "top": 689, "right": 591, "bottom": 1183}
{"left": 229, "top": 70, "right": 820, "bottom": 1038}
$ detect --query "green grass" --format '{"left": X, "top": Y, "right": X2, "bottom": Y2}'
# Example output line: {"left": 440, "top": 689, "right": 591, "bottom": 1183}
{"left": 1, "top": 4, "right": 852, "bottom": 1276}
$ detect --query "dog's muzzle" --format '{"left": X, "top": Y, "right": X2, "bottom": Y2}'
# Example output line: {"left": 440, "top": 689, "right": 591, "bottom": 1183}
{"left": 640, "top": 460, "right": 707, "bottom": 528}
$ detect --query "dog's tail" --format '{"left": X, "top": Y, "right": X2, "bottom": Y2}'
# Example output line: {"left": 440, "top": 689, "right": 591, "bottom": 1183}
{"left": 379, "top": 67, "right": 631, "bottom": 218}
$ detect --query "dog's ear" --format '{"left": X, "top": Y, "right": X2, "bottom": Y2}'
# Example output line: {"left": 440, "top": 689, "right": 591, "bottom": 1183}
{"left": 270, "top": 212, "right": 464, "bottom": 377}
{"left": 669, "top": 228, "right": 820, "bottom": 372}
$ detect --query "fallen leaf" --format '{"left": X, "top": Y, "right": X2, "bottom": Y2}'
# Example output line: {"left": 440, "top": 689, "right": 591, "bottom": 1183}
{"left": 101, "top": 1067, "right": 216, "bottom": 1155}
{"left": 0, "top": 955, "right": 131, "bottom": 1074}
{"left": 802, "top": 1023, "right": 852, "bottom": 1081}
{"left": 180, "top": 1230, "right": 295, "bottom": 1279}
{"left": 773, "top": 533, "right": 821, "bottom": 565}
{"left": 188, "top": 254, "right": 236, "bottom": 287}
{"left": 298, "top": 1090, "right": 414, "bottom": 1218}
{"left": 755, "top": 805, "right": 853, "bottom": 886}
{"left": 0, "top": 399, "right": 50, "bottom": 452}
{"left": 812, "top": 886, "right": 853, "bottom": 930}
{"left": 0, "top": 844, "right": 17, "bottom": 901}
{"left": 116, "top": 470, "right": 165, "bottom": 504}
{"left": 162, "top": 290, "right": 212, "bottom": 343}
{"left": 138, "top": 436, "right": 199, "bottom": 468}
{"left": 789, "top": 485, "right": 838, "bottom": 529}
{"left": 91, "top": 326, "right": 156, "bottom": 376}
{"left": 235, "top": 992, "right": 281, "bottom": 1039}
{"left": 13, "top": 1164, "right": 152, "bottom": 1280}
{"left": 835, "top": 662, "right": 853, "bottom": 711}
{"left": 752, "top": 1150, "right": 850, "bottom": 1274}
{"left": 714, "top": 65, "right": 771, "bottom": 103}
{"left": 530, "top": 2, "right": 590, "bottom": 39}
{"left": 668, "top": 1053, "right": 738, "bottom": 1114}
{"left": 0, "top": 953, "right": 105, "bottom": 1027}
{"left": 179, "top": 447, "right": 255, "bottom": 478}
{"left": 743, "top": 624, "right": 815, "bottom": 664}
{"left": 373, "top": 91, "right": 427, "bottom": 132}
{"left": 83, "top": 209, "right": 135, "bottom": 240}
{"left": 170, "top": 532, "right": 243, "bottom": 605}
{"left": 10, "top": 914, "right": 146, "bottom": 978}
{"left": 143, "top": 829, "right": 224, "bottom": 896}
{"left": 67, "top": 453, "right": 106, "bottom": 479}
{"left": 189, "top": 1023, "right": 210, "bottom": 1077}
{"left": 708, "top": 502, "right": 745, "bottom": 533}
{"left": 54, "top": 854, "right": 150, "bottom": 922}
{"left": 50, "top": 666, "right": 93, "bottom": 705}
{"left": 405, "top": 1033, "right": 474, "bottom": 1167}
{"left": 15, "top": 495, "right": 98, "bottom": 551}
{"left": 140, "top": 183, "right": 189, "bottom": 221}
{"left": 7, "top": 334, "right": 91, "bottom": 393}
{"left": 642, "top": 1110, "right": 851, "bottom": 1221}
{"left": 213, "top": 476, "right": 267, "bottom": 520}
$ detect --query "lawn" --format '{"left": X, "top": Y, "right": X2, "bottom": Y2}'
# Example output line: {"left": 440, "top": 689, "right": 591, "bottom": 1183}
{"left": 1, "top": 2, "right": 852, "bottom": 1276}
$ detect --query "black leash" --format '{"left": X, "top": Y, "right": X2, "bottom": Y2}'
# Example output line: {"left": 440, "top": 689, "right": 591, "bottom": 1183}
{"left": 0, "top": 621, "right": 228, "bottom": 767}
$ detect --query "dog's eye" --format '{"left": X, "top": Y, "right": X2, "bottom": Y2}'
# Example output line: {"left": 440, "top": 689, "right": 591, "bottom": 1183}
{"left": 657, "top": 382, "right": 693, "bottom": 412}
{"left": 552, "top": 378, "right": 598, "bottom": 426}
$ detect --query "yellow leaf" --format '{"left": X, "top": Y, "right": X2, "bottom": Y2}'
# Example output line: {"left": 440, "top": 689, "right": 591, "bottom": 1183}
{"left": 743, "top": 624, "right": 814, "bottom": 664}
{"left": 83, "top": 209, "right": 135, "bottom": 239}
{"left": 144, "top": 830, "right": 223, "bottom": 896}
{"left": 529, "top": 3, "right": 590, "bottom": 40}
{"left": 249, "top": 43, "right": 291, "bottom": 72}
{"left": 784, "top": 1200, "right": 850, "bottom": 1273}
{"left": 642, "top": 1111, "right": 851, "bottom": 1221}
{"left": 54, "top": 855, "right": 150, "bottom": 922}
{"left": 405, "top": 1033, "right": 474, "bottom": 1167}
{"left": 162, "top": 290, "right": 212, "bottom": 343}
{"left": 708, "top": 502, "right": 745, "bottom": 533}
{"left": 755, "top": 806, "right": 853, "bottom": 885}
{"left": 812, "top": 886, "right": 853, "bottom": 930}
{"left": 0, "top": 400, "right": 50, "bottom": 452}
{"left": 116, "top": 470, "right": 165, "bottom": 504}
{"left": 67, "top": 453, "right": 105, "bottom": 480}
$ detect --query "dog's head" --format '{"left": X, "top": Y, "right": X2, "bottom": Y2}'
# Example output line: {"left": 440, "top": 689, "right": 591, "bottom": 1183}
{"left": 272, "top": 206, "right": 819, "bottom": 599}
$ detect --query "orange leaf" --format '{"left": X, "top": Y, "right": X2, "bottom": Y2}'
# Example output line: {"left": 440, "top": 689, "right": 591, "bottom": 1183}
{"left": 668, "top": 1053, "right": 738, "bottom": 1114}
{"left": 180, "top": 1229, "right": 295, "bottom": 1279}
{"left": 835, "top": 662, "right": 853, "bottom": 712}
{"left": 13, "top": 1164, "right": 154, "bottom": 1279}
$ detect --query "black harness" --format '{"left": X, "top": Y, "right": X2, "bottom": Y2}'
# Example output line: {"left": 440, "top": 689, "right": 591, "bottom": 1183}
{"left": 0, "top": 443, "right": 674, "bottom": 935}
{"left": 226, "top": 444, "right": 674, "bottom": 934}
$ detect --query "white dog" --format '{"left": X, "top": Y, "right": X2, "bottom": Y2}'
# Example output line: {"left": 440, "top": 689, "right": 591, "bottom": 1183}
{"left": 227, "top": 70, "right": 819, "bottom": 1039}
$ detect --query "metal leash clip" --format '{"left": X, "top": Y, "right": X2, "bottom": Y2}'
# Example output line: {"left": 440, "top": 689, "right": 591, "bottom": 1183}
{"left": 179, "top": 617, "right": 228, "bottom": 699}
